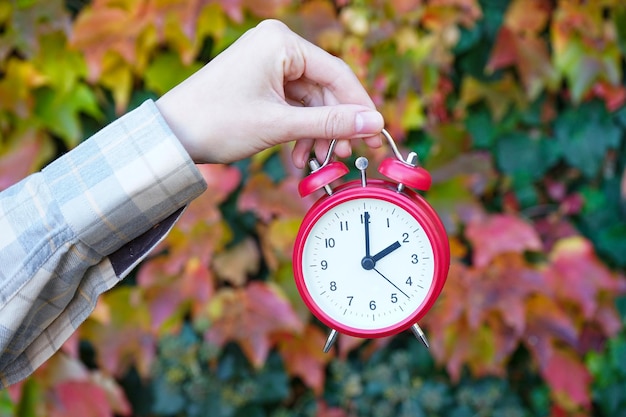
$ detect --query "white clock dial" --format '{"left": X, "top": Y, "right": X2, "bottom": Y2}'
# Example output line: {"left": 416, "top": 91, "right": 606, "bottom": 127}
{"left": 301, "top": 197, "right": 436, "bottom": 331}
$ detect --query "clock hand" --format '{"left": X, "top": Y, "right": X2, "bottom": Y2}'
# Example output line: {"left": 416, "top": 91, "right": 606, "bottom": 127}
{"left": 371, "top": 241, "right": 401, "bottom": 263}
{"left": 372, "top": 267, "right": 410, "bottom": 298}
{"left": 363, "top": 211, "right": 371, "bottom": 258}
{"left": 362, "top": 240, "right": 401, "bottom": 270}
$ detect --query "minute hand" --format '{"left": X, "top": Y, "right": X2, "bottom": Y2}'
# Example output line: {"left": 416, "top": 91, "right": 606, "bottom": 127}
{"left": 371, "top": 241, "right": 401, "bottom": 263}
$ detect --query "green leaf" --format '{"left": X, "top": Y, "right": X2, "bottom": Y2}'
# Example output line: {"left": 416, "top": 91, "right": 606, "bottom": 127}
{"left": 496, "top": 131, "right": 561, "bottom": 180}
{"left": 33, "top": 32, "right": 87, "bottom": 94}
{"left": 144, "top": 52, "right": 203, "bottom": 95}
{"left": 554, "top": 101, "right": 622, "bottom": 178}
{"left": 34, "top": 83, "right": 101, "bottom": 148}
{"left": 609, "top": 336, "right": 626, "bottom": 376}
{"left": 151, "top": 376, "right": 186, "bottom": 415}
{"left": 0, "top": 389, "right": 15, "bottom": 417}
{"left": 615, "top": 4, "right": 626, "bottom": 55}
{"left": 578, "top": 184, "right": 626, "bottom": 266}
{"left": 466, "top": 106, "right": 496, "bottom": 148}
{"left": 15, "top": 378, "right": 40, "bottom": 417}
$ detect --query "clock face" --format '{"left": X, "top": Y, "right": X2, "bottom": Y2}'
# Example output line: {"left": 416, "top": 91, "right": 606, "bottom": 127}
{"left": 298, "top": 195, "right": 437, "bottom": 336}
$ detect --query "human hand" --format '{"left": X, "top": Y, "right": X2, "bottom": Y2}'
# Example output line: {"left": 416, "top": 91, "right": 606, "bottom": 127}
{"left": 155, "top": 19, "right": 384, "bottom": 168}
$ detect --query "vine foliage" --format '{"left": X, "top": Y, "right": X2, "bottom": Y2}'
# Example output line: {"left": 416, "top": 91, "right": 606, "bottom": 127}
{"left": 1, "top": 0, "right": 625, "bottom": 416}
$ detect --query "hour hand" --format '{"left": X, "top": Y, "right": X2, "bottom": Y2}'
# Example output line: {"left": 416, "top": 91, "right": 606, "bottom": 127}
{"left": 371, "top": 241, "right": 401, "bottom": 263}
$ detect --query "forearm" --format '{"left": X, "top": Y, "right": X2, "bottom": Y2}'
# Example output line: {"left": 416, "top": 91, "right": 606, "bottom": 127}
{"left": 0, "top": 100, "right": 206, "bottom": 387}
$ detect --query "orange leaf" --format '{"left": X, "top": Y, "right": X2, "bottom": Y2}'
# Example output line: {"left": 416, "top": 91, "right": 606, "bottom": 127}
{"left": 465, "top": 214, "right": 542, "bottom": 267}
{"left": 212, "top": 238, "right": 260, "bottom": 286}
{"left": 425, "top": 256, "right": 538, "bottom": 377}
{"left": 238, "top": 173, "right": 308, "bottom": 222}
{"left": 257, "top": 217, "right": 300, "bottom": 271}
{"left": 276, "top": 325, "right": 332, "bottom": 394}
{"left": 523, "top": 294, "right": 579, "bottom": 368}
{"left": 503, "top": 0, "right": 551, "bottom": 34}
{"left": 80, "top": 287, "right": 156, "bottom": 378}
{"left": 204, "top": 282, "right": 303, "bottom": 367}
{"left": 0, "top": 129, "right": 53, "bottom": 190}
{"left": 138, "top": 256, "right": 216, "bottom": 332}
{"left": 435, "top": 318, "right": 511, "bottom": 381}
{"left": 71, "top": 2, "right": 149, "bottom": 80}
{"left": 243, "top": 0, "right": 291, "bottom": 20}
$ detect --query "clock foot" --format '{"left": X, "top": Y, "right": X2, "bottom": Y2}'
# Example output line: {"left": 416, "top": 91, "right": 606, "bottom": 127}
{"left": 323, "top": 329, "right": 338, "bottom": 353}
{"left": 410, "top": 323, "right": 430, "bottom": 349}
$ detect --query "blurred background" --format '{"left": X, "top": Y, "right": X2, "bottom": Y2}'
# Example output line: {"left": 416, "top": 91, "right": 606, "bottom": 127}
{"left": 1, "top": 0, "right": 625, "bottom": 416}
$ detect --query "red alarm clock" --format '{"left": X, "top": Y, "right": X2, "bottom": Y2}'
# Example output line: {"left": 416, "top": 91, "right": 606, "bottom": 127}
{"left": 293, "top": 129, "right": 450, "bottom": 352}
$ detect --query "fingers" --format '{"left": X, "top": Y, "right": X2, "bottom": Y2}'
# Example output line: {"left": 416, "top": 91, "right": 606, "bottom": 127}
{"left": 284, "top": 78, "right": 383, "bottom": 168}
{"left": 284, "top": 104, "right": 383, "bottom": 168}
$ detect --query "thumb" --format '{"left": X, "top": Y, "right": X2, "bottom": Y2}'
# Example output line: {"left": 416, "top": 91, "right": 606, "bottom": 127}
{"left": 281, "top": 104, "right": 384, "bottom": 141}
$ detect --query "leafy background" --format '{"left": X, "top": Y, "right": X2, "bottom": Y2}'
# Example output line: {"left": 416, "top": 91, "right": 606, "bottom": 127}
{"left": 1, "top": 0, "right": 626, "bottom": 416}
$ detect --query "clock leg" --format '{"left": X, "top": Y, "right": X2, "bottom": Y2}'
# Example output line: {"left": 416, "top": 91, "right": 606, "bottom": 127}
{"left": 410, "top": 323, "right": 430, "bottom": 349}
{"left": 323, "top": 329, "right": 338, "bottom": 353}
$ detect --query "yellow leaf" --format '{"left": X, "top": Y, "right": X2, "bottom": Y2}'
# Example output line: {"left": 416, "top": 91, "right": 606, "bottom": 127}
{"left": 401, "top": 92, "right": 426, "bottom": 131}
{"left": 212, "top": 238, "right": 260, "bottom": 286}
{"left": 99, "top": 52, "right": 133, "bottom": 114}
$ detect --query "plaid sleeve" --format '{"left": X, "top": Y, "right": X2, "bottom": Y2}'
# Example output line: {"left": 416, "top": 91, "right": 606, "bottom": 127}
{"left": 0, "top": 99, "right": 207, "bottom": 387}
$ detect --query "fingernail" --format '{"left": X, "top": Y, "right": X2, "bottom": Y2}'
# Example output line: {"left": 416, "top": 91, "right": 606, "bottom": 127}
{"left": 355, "top": 111, "right": 384, "bottom": 134}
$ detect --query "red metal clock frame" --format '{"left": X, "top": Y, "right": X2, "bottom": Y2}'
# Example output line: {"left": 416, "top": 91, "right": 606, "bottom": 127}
{"left": 293, "top": 179, "right": 450, "bottom": 338}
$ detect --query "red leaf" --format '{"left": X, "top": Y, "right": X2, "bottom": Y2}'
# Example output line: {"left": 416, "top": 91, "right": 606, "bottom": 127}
{"left": 0, "top": 130, "right": 52, "bottom": 191}
{"left": 592, "top": 80, "right": 626, "bottom": 111}
{"left": 465, "top": 214, "right": 542, "bottom": 267}
{"left": 540, "top": 347, "right": 592, "bottom": 410}
{"left": 486, "top": 26, "right": 517, "bottom": 70}
{"left": 178, "top": 164, "right": 241, "bottom": 229}
{"left": 204, "top": 282, "right": 303, "bottom": 367}
{"left": 425, "top": 257, "right": 538, "bottom": 379}
{"left": 49, "top": 381, "right": 112, "bottom": 417}
{"left": 48, "top": 376, "right": 131, "bottom": 417}
{"left": 315, "top": 400, "right": 349, "bottom": 417}
{"left": 544, "top": 237, "right": 625, "bottom": 319}
{"left": 486, "top": 0, "right": 555, "bottom": 97}
{"left": 276, "top": 325, "right": 332, "bottom": 394}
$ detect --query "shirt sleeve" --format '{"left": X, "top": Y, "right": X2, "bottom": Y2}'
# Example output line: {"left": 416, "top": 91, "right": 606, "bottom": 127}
{"left": 0, "top": 99, "right": 207, "bottom": 387}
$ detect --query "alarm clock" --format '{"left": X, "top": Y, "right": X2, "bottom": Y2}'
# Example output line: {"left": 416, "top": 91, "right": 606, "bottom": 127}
{"left": 293, "top": 129, "right": 450, "bottom": 352}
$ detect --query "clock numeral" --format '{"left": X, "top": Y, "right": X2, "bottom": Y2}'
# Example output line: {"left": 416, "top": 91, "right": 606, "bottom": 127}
{"left": 346, "top": 296, "right": 354, "bottom": 306}
{"left": 330, "top": 281, "right": 337, "bottom": 291}
{"left": 369, "top": 300, "right": 377, "bottom": 310}
{"left": 339, "top": 221, "right": 349, "bottom": 231}
{"left": 402, "top": 233, "right": 410, "bottom": 243}
{"left": 391, "top": 293, "right": 398, "bottom": 303}
{"left": 411, "top": 254, "right": 419, "bottom": 264}
{"left": 325, "top": 238, "right": 335, "bottom": 248}
{"left": 321, "top": 260, "right": 328, "bottom": 270}
{"left": 406, "top": 276, "right": 413, "bottom": 286}
{"left": 386, "top": 218, "right": 390, "bottom": 227}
